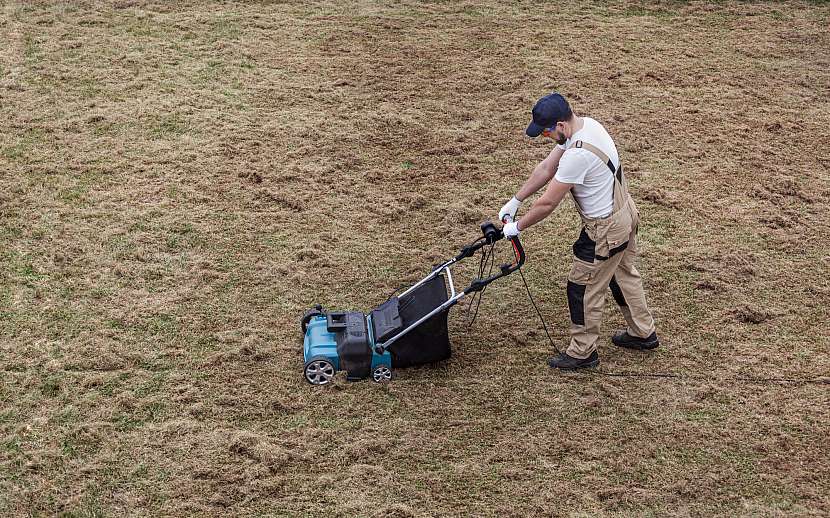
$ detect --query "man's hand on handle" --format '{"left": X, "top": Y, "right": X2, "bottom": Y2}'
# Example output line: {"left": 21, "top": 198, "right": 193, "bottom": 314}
{"left": 499, "top": 197, "right": 521, "bottom": 224}
{"left": 502, "top": 220, "right": 520, "bottom": 238}
{"left": 501, "top": 210, "right": 520, "bottom": 239}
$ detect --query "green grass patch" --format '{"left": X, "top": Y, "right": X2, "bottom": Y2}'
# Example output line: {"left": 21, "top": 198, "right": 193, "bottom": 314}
{"left": 195, "top": 59, "right": 225, "bottom": 85}
{"left": 0, "top": 409, "right": 17, "bottom": 425}
{"left": 165, "top": 222, "right": 200, "bottom": 251}
{"left": 2, "top": 250, "right": 47, "bottom": 286}
{"left": 144, "top": 401, "right": 166, "bottom": 422}
{"left": 40, "top": 376, "right": 61, "bottom": 397}
{"left": 148, "top": 113, "right": 189, "bottom": 139}
{"left": 2, "top": 435, "right": 23, "bottom": 456}
{"left": 134, "top": 372, "right": 167, "bottom": 397}
{"left": 2, "top": 127, "right": 48, "bottom": 161}
{"left": 44, "top": 306, "right": 85, "bottom": 340}
{"left": 23, "top": 33, "right": 41, "bottom": 66}
{"left": 113, "top": 413, "right": 144, "bottom": 432}
{"left": 148, "top": 313, "right": 176, "bottom": 334}
{"left": 97, "top": 374, "right": 129, "bottom": 397}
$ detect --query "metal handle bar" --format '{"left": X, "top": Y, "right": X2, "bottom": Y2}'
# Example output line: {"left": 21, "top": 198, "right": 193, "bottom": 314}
{"left": 374, "top": 219, "right": 526, "bottom": 354}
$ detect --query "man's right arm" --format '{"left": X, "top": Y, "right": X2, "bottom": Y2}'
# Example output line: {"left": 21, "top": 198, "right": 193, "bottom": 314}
{"left": 515, "top": 146, "right": 565, "bottom": 202}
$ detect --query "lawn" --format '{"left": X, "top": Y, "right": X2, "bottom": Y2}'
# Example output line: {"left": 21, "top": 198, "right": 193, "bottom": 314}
{"left": 1, "top": 1, "right": 829, "bottom": 516}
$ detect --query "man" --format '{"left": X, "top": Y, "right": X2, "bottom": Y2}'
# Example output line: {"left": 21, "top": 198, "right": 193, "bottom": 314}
{"left": 499, "top": 93, "right": 659, "bottom": 370}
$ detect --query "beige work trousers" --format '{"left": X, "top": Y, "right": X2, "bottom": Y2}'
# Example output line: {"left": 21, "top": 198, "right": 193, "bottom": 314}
{"left": 566, "top": 206, "right": 656, "bottom": 359}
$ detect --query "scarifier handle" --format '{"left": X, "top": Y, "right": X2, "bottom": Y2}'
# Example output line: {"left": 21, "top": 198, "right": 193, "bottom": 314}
{"left": 460, "top": 218, "right": 526, "bottom": 294}
{"left": 500, "top": 215, "right": 525, "bottom": 272}
{"left": 454, "top": 220, "right": 502, "bottom": 261}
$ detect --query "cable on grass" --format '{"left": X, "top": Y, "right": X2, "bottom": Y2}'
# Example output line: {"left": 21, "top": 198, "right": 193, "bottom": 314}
{"left": 515, "top": 260, "right": 828, "bottom": 387}
{"left": 458, "top": 238, "right": 825, "bottom": 387}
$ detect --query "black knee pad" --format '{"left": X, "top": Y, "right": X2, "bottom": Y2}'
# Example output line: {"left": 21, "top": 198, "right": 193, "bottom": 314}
{"left": 609, "top": 276, "right": 628, "bottom": 307}
{"left": 567, "top": 281, "right": 586, "bottom": 325}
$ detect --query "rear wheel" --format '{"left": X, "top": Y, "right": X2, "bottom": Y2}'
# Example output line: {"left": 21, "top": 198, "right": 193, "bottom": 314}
{"left": 372, "top": 365, "right": 392, "bottom": 383}
{"left": 301, "top": 306, "right": 324, "bottom": 333}
{"left": 304, "top": 358, "right": 335, "bottom": 385}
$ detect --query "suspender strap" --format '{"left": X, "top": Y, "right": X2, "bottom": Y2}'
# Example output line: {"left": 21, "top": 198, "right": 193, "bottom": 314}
{"left": 568, "top": 139, "right": 629, "bottom": 218}
{"left": 572, "top": 140, "right": 616, "bottom": 175}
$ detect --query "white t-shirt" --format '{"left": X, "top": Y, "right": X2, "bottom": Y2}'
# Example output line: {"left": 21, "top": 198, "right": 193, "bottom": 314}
{"left": 553, "top": 117, "right": 619, "bottom": 218}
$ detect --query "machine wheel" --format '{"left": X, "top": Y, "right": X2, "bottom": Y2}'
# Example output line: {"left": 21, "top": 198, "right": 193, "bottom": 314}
{"left": 301, "top": 305, "right": 324, "bottom": 333}
{"left": 372, "top": 365, "right": 392, "bottom": 383}
{"left": 304, "top": 358, "right": 335, "bottom": 385}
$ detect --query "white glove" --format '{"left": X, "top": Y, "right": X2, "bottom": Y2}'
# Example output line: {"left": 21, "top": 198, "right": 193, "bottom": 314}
{"left": 499, "top": 197, "right": 521, "bottom": 223}
{"left": 503, "top": 221, "right": 520, "bottom": 238}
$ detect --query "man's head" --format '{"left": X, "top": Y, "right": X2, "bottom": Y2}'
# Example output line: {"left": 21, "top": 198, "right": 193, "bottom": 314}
{"left": 526, "top": 93, "right": 573, "bottom": 145}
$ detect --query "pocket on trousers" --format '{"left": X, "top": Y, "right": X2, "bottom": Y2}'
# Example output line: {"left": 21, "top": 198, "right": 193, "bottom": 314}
{"left": 568, "top": 258, "right": 597, "bottom": 285}
{"left": 599, "top": 210, "right": 632, "bottom": 260}
{"left": 606, "top": 222, "right": 630, "bottom": 257}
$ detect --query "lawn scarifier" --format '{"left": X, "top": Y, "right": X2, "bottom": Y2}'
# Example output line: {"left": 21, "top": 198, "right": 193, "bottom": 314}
{"left": 301, "top": 218, "right": 524, "bottom": 384}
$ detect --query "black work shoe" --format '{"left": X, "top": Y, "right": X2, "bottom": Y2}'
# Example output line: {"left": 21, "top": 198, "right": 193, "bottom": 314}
{"left": 548, "top": 350, "right": 600, "bottom": 370}
{"left": 611, "top": 330, "right": 660, "bottom": 350}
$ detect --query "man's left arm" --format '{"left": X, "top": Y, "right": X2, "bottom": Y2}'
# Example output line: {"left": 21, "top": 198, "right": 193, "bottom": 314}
{"left": 514, "top": 179, "right": 573, "bottom": 232}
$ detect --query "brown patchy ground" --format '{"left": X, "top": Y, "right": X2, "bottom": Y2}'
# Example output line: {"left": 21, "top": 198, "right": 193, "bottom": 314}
{"left": 1, "top": 0, "right": 829, "bottom": 516}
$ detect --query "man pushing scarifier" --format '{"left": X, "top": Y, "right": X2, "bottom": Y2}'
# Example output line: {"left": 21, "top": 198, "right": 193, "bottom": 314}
{"left": 499, "top": 93, "right": 660, "bottom": 370}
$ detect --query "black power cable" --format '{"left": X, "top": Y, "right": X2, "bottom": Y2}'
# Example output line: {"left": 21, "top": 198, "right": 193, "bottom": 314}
{"left": 466, "top": 242, "right": 495, "bottom": 329}
{"left": 464, "top": 240, "right": 556, "bottom": 348}
{"left": 518, "top": 266, "right": 561, "bottom": 355}
{"left": 502, "top": 250, "right": 828, "bottom": 387}
{"left": 459, "top": 239, "right": 826, "bottom": 386}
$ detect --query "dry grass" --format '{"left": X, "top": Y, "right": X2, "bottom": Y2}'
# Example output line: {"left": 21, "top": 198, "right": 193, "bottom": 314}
{"left": 1, "top": 0, "right": 829, "bottom": 516}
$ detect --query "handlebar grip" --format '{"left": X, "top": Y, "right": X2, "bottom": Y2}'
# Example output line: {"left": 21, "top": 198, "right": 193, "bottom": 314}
{"left": 511, "top": 234, "right": 526, "bottom": 269}
{"left": 501, "top": 218, "right": 525, "bottom": 271}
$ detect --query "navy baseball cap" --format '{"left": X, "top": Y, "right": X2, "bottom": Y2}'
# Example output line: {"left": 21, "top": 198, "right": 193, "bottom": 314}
{"left": 526, "top": 93, "right": 572, "bottom": 137}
